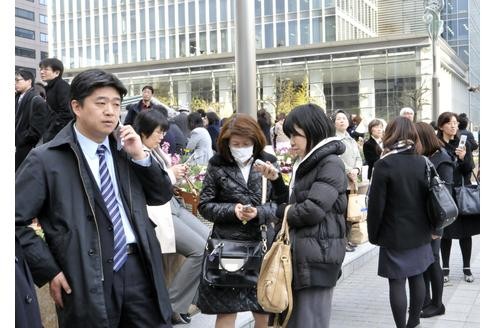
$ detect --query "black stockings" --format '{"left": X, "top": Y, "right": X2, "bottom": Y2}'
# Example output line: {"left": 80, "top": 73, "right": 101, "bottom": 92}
{"left": 388, "top": 274, "right": 425, "bottom": 328}
{"left": 440, "top": 237, "right": 472, "bottom": 273}
{"left": 423, "top": 239, "right": 443, "bottom": 307}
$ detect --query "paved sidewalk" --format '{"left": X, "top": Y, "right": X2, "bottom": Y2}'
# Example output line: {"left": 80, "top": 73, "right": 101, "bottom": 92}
{"left": 182, "top": 236, "right": 480, "bottom": 328}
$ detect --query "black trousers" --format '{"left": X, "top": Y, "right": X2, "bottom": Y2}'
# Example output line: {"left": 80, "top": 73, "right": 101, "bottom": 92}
{"left": 106, "top": 253, "right": 171, "bottom": 328}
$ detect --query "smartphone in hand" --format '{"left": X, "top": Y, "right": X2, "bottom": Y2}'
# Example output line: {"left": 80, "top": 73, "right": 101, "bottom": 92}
{"left": 254, "top": 159, "right": 279, "bottom": 173}
{"left": 458, "top": 134, "right": 467, "bottom": 149}
{"left": 242, "top": 204, "right": 253, "bottom": 211}
{"left": 112, "top": 121, "right": 124, "bottom": 150}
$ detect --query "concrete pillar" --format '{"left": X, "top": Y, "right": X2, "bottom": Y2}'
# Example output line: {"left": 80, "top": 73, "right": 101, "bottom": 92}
{"left": 359, "top": 64, "right": 376, "bottom": 125}
{"left": 218, "top": 77, "right": 233, "bottom": 118}
{"left": 419, "top": 46, "right": 433, "bottom": 122}
{"left": 178, "top": 80, "right": 191, "bottom": 108}
{"left": 309, "top": 70, "right": 326, "bottom": 110}
{"left": 262, "top": 73, "right": 276, "bottom": 120}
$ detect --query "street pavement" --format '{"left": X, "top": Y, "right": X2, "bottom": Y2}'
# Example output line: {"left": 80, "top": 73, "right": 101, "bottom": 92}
{"left": 183, "top": 235, "right": 480, "bottom": 328}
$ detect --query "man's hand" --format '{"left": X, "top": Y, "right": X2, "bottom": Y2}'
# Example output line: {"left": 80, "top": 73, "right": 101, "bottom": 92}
{"left": 120, "top": 125, "right": 147, "bottom": 160}
{"left": 49, "top": 272, "right": 72, "bottom": 308}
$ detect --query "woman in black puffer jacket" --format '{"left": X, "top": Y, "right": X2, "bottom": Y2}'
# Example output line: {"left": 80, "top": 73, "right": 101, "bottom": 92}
{"left": 197, "top": 114, "right": 288, "bottom": 328}
{"left": 276, "top": 104, "right": 347, "bottom": 328}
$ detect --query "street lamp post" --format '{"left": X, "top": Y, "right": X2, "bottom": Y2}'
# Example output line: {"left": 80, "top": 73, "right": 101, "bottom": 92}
{"left": 423, "top": 0, "right": 444, "bottom": 122}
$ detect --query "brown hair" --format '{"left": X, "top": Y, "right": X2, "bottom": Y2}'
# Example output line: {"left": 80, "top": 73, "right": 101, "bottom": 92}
{"left": 382, "top": 116, "right": 422, "bottom": 155}
{"left": 436, "top": 111, "right": 459, "bottom": 141}
{"left": 368, "top": 119, "right": 383, "bottom": 135}
{"left": 415, "top": 122, "right": 443, "bottom": 156}
{"left": 217, "top": 114, "right": 267, "bottom": 161}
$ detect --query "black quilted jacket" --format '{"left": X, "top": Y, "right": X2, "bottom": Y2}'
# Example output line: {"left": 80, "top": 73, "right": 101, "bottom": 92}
{"left": 284, "top": 139, "right": 348, "bottom": 290}
{"left": 199, "top": 151, "right": 289, "bottom": 242}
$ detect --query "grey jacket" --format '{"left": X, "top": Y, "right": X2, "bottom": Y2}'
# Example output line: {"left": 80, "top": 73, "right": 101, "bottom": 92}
{"left": 186, "top": 127, "right": 214, "bottom": 165}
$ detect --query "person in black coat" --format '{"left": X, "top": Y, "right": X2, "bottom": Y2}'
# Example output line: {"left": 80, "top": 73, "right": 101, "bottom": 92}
{"left": 197, "top": 114, "right": 288, "bottom": 328}
{"left": 16, "top": 69, "right": 175, "bottom": 328}
{"left": 123, "top": 85, "right": 169, "bottom": 126}
{"left": 276, "top": 104, "right": 347, "bottom": 328}
{"left": 363, "top": 119, "right": 384, "bottom": 180}
{"left": 39, "top": 58, "right": 74, "bottom": 142}
{"left": 367, "top": 117, "right": 434, "bottom": 328}
{"left": 416, "top": 122, "right": 455, "bottom": 318}
{"left": 16, "top": 236, "right": 42, "bottom": 328}
{"left": 436, "top": 112, "right": 479, "bottom": 283}
{"left": 458, "top": 113, "right": 478, "bottom": 152}
{"left": 15, "top": 69, "right": 50, "bottom": 170}
{"left": 205, "top": 111, "right": 221, "bottom": 151}
{"left": 257, "top": 109, "right": 273, "bottom": 146}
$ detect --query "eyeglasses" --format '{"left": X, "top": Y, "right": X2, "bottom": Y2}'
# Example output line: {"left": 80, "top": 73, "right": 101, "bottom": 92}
{"left": 15, "top": 78, "right": 24, "bottom": 82}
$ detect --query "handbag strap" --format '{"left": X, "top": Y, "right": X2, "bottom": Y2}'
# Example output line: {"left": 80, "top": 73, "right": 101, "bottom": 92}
{"left": 262, "top": 176, "right": 267, "bottom": 205}
{"left": 277, "top": 205, "right": 292, "bottom": 244}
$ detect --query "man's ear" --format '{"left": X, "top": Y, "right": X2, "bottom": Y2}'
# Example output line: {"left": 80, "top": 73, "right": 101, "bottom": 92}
{"left": 71, "top": 100, "right": 81, "bottom": 118}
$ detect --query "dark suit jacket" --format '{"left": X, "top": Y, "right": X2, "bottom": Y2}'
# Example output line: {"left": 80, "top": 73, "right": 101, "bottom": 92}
{"left": 363, "top": 137, "right": 381, "bottom": 180}
{"left": 15, "top": 237, "right": 42, "bottom": 328}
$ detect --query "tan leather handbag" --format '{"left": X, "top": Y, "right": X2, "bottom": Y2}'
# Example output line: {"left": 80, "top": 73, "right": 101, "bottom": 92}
{"left": 257, "top": 205, "right": 293, "bottom": 328}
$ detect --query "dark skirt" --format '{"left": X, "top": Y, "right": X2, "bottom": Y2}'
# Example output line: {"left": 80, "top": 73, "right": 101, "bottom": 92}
{"left": 442, "top": 214, "right": 480, "bottom": 239}
{"left": 196, "top": 280, "right": 265, "bottom": 314}
{"left": 378, "top": 243, "right": 434, "bottom": 279}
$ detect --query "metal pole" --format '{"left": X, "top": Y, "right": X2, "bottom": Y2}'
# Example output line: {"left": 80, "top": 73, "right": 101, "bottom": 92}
{"left": 235, "top": 0, "right": 257, "bottom": 118}
{"left": 432, "top": 38, "right": 439, "bottom": 121}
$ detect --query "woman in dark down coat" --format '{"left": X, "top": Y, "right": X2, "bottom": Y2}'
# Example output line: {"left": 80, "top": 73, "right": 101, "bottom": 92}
{"left": 367, "top": 117, "right": 434, "bottom": 328}
{"left": 436, "top": 112, "right": 479, "bottom": 283}
{"left": 416, "top": 122, "right": 455, "bottom": 318}
{"left": 276, "top": 104, "right": 347, "bottom": 328}
{"left": 197, "top": 114, "right": 288, "bottom": 328}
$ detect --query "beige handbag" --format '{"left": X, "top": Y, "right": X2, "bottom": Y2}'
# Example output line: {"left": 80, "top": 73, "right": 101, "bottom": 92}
{"left": 348, "top": 221, "right": 369, "bottom": 245}
{"left": 347, "top": 183, "right": 367, "bottom": 223}
{"left": 257, "top": 205, "right": 293, "bottom": 328}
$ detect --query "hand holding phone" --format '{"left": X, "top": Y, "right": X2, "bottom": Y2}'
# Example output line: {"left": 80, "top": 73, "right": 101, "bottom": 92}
{"left": 254, "top": 159, "right": 279, "bottom": 173}
{"left": 242, "top": 204, "right": 253, "bottom": 212}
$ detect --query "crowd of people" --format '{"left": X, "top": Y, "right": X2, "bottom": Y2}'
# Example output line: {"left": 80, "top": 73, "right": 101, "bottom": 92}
{"left": 15, "top": 62, "right": 480, "bottom": 328}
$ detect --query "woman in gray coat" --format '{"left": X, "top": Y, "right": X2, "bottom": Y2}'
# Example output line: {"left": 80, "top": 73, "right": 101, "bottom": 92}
{"left": 276, "top": 104, "right": 347, "bottom": 328}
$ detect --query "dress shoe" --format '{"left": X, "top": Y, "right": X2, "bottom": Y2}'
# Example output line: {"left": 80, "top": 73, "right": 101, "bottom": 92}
{"left": 442, "top": 267, "right": 449, "bottom": 283}
{"left": 420, "top": 304, "right": 445, "bottom": 318}
{"left": 463, "top": 268, "right": 474, "bottom": 283}
{"left": 172, "top": 312, "right": 192, "bottom": 324}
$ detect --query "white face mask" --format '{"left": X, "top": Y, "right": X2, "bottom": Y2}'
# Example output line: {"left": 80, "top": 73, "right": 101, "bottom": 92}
{"left": 230, "top": 145, "right": 254, "bottom": 164}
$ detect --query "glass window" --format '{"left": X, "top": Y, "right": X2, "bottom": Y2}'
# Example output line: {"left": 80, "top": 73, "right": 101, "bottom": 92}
{"left": 39, "top": 14, "right": 48, "bottom": 24}
{"left": 199, "top": 31, "right": 206, "bottom": 53}
{"left": 209, "top": 0, "right": 216, "bottom": 23}
{"left": 168, "top": 5, "right": 175, "bottom": 29}
{"left": 120, "top": 12, "right": 126, "bottom": 34}
{"left": 40, "top": 32, "right": 48, "bottom": 43}
{"left": 179, "top": 34, "right": 186, "bottom": 56}
{"left": 95, "top": 44, "right": 101, "bottom": 62}
{"left": 256, "top": 24, "right": 262, "bottom": 48}
{"left": 457, "top": 0, "right": 468, "bottom": 12}
{"left": 458, "top": 18, "right": 468, "bottom": 40}
{"left": 189, "top": 32, "right": 196, "bottom": 54}
{"left": 150, "top": 38, "right": 156, "bottom": 59}
{"left": 312, "top": 0, "right": 322, "bottom": 10}
{"left": 312, "top": 17, "right": 321, "bottom": 43}
{"left": 169, "top": 35, "right": 176, "bottom": 58}
{"left": 199, "top": 0, "right": 206, "bottom": 24}
{"left": 221, "top": 29, "right": 228, "bottom": 52}
{"left": 131, "top": 41, "right": 136, "bottom": 62}
{"left": 189, "top": 1, "right": 196, "bottom": 25}
{"left": 41, "top": 51, "right": 48, "bottom": 59}
{"left": 112, "top": 13, "right": 117, "bottom": 36}
{"left": 122, "top": 41, "right": 128, "bottom": 63}
{"left": 276, "top": 0, "right": 285, "bottom": 14}
{"left": 325, "top": 15, "right": 336, "bottom": 41}
{"left": 16, "top": 27, "right": 35, "bottom": 40}
{"left": 39, "top": 0, "right": 47, "bottom": 5}
{"left": 140, "top": 39, "right": 146, "bottom": 60}
{"left": 78, "top": 18, "right": 82, "bottom": 39}
{"left": 159, "top": 6, "right": 165, "bottom": 29}
{"left": 15, "top": 46, "right": 36, "bottom": 59}
{"left": 300, "top": 0, "right": 310, "bottom": 11}
{"left": 288, "top": 0, "right": 297, "bottom": 12}
{"left": 15, "top": 7, "right": 34, "bottom": 21}
{"left": 255, "top": 0, "right": 261, "bottom": 17}
{"left": 61, "top": 21, "right": 65, "bottom": 41}
{"left": 300, "top": 19, "right": 309, "bottom": 44}
{"left": 149, "top": 8, "right": 155, "bottom": 30}
{"left": 325, "top": 0, "right": 335, "bottom": 7}
{"left": 179, "top": 3, "right": 185, "bottom": 27}
{"left": 103, "top": 15, "right": 108, "bottom": 37}
{"left": 210, "top": 30, "right": 217, "bottom": 52}
{"left": 160, "top": 37, "right": 165, "bottom": 59}
{"left": 289, "top": 20, "right": 297, "bottom": 45}
{"left": 264, "top": 23, "right": 273, "bottom": 48}
{"left": 104, "top": 44, "right": 109, "bottom": 63}
{"left": 220, "top": 0, "right": 228, "bottom": 21}
{"left": 276, "top": 22, "right": 285, "bottom": 46}
{"left": 265, "top": 0, "right": 273, "bottom": 16}
{"left": 140, "top": 9, "right": 145, "bottom": 32}
{"left": 131, "top": 11, "right": 136, "bottom": 33}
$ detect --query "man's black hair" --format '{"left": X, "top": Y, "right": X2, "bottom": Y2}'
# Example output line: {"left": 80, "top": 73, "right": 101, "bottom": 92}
{"left": 15, "top": 70, "right": 34, "bottom": 86}
{"left": 142, "top": 85, "right": 154, "bottom": 93}
{"left": 70, "top": 69, "right": 127, "bottom": 105}
{"left": 39, "top": 57, "right": 65, "bottom": 76}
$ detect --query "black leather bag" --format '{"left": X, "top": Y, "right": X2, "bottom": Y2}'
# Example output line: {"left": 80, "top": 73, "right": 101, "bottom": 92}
{"left": 202, "top": 237, "right": 264, "bottom": 288}
{"left": 424, "top": 157, "right": 459, "bottom": 229}
{"left": 454, "top": 172, "right": 480, "bottom": 216}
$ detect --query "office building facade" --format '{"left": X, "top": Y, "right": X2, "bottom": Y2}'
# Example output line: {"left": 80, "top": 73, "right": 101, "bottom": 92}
{"left": 51, "top": 0, "right": 478, "bottom": 126}
{"left": 15, "top": 0, "right": 49, "bottom": 79}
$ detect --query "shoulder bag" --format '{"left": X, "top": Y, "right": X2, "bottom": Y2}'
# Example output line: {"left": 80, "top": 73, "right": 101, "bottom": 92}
{"left": 201, "top": 177, "right": 270, "bottom": 288}
{"left": 347, "top": 182, "right": 367, "bottom": 223}
{"left": 257, "top": 205, "right": 293, "bottom": 328}
{"left": 424, "top": 156, "right": 459, "bottom": 229}
{"left": 454, "top": 171, "right": 480, "bottom": 216}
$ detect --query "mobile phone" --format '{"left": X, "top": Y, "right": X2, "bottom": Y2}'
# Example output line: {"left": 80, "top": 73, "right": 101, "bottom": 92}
{"left": 458, "top": 135, "right": 467, "bottom": 149}
{"left": 112, "top": 121, "right": 124, "bottom": 149}
{"left": 254, "top": 159, "right": 279, "bottom": 173}
{"left": 242, "top": 204, "right": 253, "bottom": 211}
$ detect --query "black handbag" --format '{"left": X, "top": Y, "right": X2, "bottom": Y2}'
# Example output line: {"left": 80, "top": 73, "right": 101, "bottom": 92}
{"left": 424, "top": 157, "right": 459, "bottom": 229}
{"left": 454, "top": 171, "right": 480, "bottom": 216}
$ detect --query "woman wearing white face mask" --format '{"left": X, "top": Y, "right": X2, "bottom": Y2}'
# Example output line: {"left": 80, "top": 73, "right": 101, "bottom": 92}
{"left": 197, "top": 114, "right": 289, "bottom": 328}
